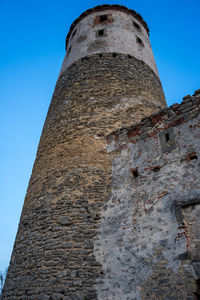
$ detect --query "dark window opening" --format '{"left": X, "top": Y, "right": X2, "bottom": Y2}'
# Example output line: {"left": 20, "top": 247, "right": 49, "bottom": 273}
{"left": 165, "top": 133, "right": 170, "bottom": 142}
{"left": 131, "top": 168, "right": 138, "bottom": 178}
{"left": 82, "top": 56, "right": 89, "bottom": 61}
{"left": 98, "top": 29, "right": 104, "bottom": 36}
{"left": 180, "top": 152, "right": 198, "bottom": 163}
{"left": 189, "top": 154, "right": 198, "bottom": 160}
{"left": 136, "top": 36, "right": 144, "bottom": 47}
{"left": 72, "top": 29, "right": 77, "bottom": 37}
{"left": 68, "top": 46, "right": 71, "bottom": 55}
{"left": 133, "top": 21, "right": 140, "bottom": 31}
{"left": 159, "top": 128, "right": 176, "bottom": 153}
{"left": 152, "top": 166, "right": 161, "bottom": 172}
{"left": 113, "top": 52, "right": 117, "bottom": 57}
{"left": 97, "top": 29, "right": 105, "bottom": 37}
{"left": 165, "top": 133, "right": 171, "bottom": 147}
{"left": 100, "top": 15, "right": 108, "bottom": 22}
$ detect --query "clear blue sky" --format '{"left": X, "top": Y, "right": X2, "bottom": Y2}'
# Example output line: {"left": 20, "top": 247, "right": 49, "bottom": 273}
{"left": 0, "top": 0, "right": 200, "bottom": 271}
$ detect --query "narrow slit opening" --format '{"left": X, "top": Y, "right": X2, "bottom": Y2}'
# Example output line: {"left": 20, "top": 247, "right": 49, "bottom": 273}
{"left": 67, "top": 46, "right": 71, "bottom": 55}
{"left": 152, "top": 166, "right": 161, "bottom": 172}
{"left": 131, "top": 168, "right": 139, "bottom": 178}
{"left": 72, "top": 29, "right": 77, "bottom": 37}
{"left": 136, "top": 36, "right": 144, "bottom": 47}
{"left": 133, "top": 21, "right": 140, "bottom": 31}
{"left": 165, "top": 132, "right": 171, "bottom": 147}
{"left": 165, "top": 133, "right": 170, "bottom": 142}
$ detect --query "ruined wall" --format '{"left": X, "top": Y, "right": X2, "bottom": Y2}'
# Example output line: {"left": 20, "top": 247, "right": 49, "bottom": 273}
{"left": 98, "top": 90, "right": 200, "bottom": 299}
{"left": 2, "top": 53, "right": 165, "bottom": 300}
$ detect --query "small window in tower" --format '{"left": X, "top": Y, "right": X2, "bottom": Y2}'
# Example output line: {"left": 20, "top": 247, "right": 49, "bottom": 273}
{"left": 133, "top": 21, "right": 141, "bottom": 31}
{"left": 130, "top": 168, "right": 139, "bottom": 178}
{"left": 68, "top": 46, "right": 71, "bottom": 55}
{"left": 96, "top": 29, "right": 106, "bottom": 37}
{"left": 136, "top": 36, "right": 144, "bottom": 47}
{"left": 100, "top": 15, "right": 108, "bottom": 22}
{"left": 72, "top": 29, "right": 77, "bottom": 37}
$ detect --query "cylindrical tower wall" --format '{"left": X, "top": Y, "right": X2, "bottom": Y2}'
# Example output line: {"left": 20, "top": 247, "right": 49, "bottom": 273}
{"left": 2, "top": 5, "right": 166, "bottom": 300}
{"left": 60, "top": 6, "right": 159, "bottom": 77}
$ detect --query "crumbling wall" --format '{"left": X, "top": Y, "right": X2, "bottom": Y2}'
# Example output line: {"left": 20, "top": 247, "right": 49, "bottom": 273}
{"left": 95, "top": 90, "right": 200, "bottom": 299}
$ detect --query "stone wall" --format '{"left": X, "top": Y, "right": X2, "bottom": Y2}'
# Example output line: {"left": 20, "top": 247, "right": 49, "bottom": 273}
{"left": 60, "top": 6, "right": 158, "bottom": 76}
{"left": 2, "top": 53, "right": 165, "bottom": 300}
{"left": 3, "top": 49, "right": 199, "bottom": 300}
{"left": 100, "top": 90, "right": 200, "bottom": 299}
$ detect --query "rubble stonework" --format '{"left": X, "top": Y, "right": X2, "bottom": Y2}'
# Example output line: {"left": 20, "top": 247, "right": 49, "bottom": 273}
{"left": 2, "top": 51, "right": 166, "bottom": 300}
{"left": 104, "top": 90, "right": 200, "bottom": 299}
{"left": 2, "top": 4, "right": 200, "bottom": 300}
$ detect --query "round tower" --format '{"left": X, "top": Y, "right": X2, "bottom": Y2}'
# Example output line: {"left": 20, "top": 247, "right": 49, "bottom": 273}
{"left": 3, "top": 5, "right": 166, "bottom": 299}
{"left": 60, "top": 5, "right": 159, "bottom": 77}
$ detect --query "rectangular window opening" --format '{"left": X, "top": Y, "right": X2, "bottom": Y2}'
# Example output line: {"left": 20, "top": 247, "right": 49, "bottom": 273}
{"left": 159, "top": 128, "right": 176, "bottom": 153}
{"left": 97, "top": 29, "right": 105, "bottom": 37}
{"left": 133, "top": 21, "right": 140, "bottom": 31}
{"left": 136, "top": 36, "right": 144, "bottom": 47}
{"left": 100, "top": 15, "right": 108, "bottom": 22}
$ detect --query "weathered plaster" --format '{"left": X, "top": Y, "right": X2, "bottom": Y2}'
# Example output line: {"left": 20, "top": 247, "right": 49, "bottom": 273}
{"left": 95, "top": 97, "right": 200, "bottom": 299}
{"left": 59, "top": 10, "right": 159, "bottom": 77}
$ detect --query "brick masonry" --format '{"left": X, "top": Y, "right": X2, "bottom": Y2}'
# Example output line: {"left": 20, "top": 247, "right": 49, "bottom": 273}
{"left": 2, "top": 53, "right": 166, "bottom": 299}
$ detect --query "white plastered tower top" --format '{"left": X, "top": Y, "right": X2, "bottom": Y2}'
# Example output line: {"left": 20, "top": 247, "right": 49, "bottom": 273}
{"left": 59, "top": 5, "right": 159, "bottom": 78}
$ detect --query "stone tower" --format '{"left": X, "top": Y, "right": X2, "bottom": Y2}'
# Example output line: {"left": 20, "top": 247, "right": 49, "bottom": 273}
{"left": 2, "top": 5, "right": 166, "bottom": 299}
